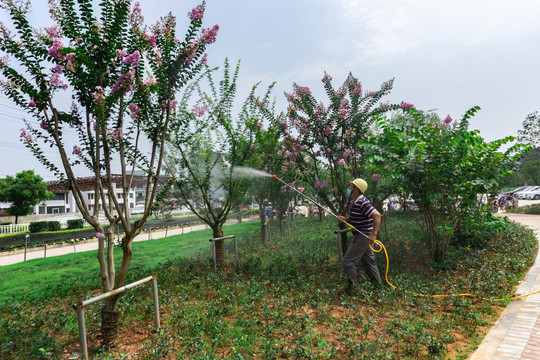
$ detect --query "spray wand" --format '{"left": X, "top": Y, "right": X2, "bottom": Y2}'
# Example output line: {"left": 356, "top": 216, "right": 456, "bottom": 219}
{"left": 271, "top": 174, "right": 366, "bottom": 237}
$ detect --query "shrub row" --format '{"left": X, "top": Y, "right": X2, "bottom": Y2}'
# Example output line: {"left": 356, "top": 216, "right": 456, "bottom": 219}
{"left": 66, "top": 219, "right": 84, "bottom": 230}
{"left": 29, "top": 221, "right": 61, "bottom": 233}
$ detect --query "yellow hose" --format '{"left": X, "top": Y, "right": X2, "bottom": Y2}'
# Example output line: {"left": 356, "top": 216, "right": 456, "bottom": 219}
{"left": 370, "top": 240, "right": 540, "bottom": 302}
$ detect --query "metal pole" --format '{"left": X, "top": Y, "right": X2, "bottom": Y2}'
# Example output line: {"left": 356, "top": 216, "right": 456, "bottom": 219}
{"left": 73, "top": 239, "right": 76, "bottom": 253}
{"left": 151, "top": 278, "right": 160, "bottom": 329}
{"left": 44, "top": 241, "right": 47, "bottom": 258}
{"left": 233, "top": 235, "right": 238, "bottom": 262}
{"left": 24, "top": 235, "right": 28, "bottom": 261}
{"left": 211, "top": 240, "right": 216, "bottom": 270}
{"left": 148, "top": 228, "right": 151, "bottom": 240}
{"left": 76, "top": 304, "right": 88, "bottom": 359}
{"left": 165, "top": 226, "right": 168, "bottom": 238}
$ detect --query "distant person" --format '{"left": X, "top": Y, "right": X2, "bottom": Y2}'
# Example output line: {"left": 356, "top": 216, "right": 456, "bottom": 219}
{"left": 387, "top": 201, "right": 393, "bottom": 211}
{"left": 337, "top": 178, "right": 382, "bottom": 293}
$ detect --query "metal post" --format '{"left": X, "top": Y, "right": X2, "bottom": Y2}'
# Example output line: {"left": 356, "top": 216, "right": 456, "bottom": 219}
{"left": 24, "top": 234, "right": 29, "bottom": 261}
{"left": 211, "top": 240, "right": 216, "bottom": 270}
{"left": 233, "top": 235, "right": 238, "bottom": 262}
{"left": 165, "top": 226, "right": 168, "bottom": 238}
{"left": 76, "top": 304, "right": 88, "bottom": 359}
{"left": 190, "top": 223, "right": 193, "bottom": 232}
{"left": 44, "top": 241, "right": 47, "bottom": 258}
{"left": 152, "top": 278, "right": 160, "bottom": 329}
{"left": 73, "top": 239, "right": 77, "bottom": 253}
{"left": 148, "top": 228, "right": 151, "bottom": 240}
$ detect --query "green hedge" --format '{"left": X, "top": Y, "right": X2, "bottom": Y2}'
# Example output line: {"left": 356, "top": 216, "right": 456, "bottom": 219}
{"left": 29, "top": 221, "right": 61, "bottom": 233}
{"left": 66, "top": 219, "right": 84, "bottom": 230}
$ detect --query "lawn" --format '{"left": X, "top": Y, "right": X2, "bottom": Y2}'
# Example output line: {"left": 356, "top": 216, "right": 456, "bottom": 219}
{"left": 0, "top": 221, "right": 260, "bottom": 303}
{"left": 0, "top": 213, "right": 537, "bottom": 359}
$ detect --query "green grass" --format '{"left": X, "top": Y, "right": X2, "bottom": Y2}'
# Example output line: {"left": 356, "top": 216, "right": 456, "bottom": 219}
{"left": 506, "top": 203, "right": 540, "bottom": 215}
{"left": 0, "top": 213, "right": 537, "bottom": 359}
{"left": 0, "top": 221, "right": 260, "bottom": 303}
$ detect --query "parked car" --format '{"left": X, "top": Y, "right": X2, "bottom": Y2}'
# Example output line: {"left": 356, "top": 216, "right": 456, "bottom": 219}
{"left": 521, "top": 186, "right": 540, "bottom": 200}
{"left": 515, "top": 186, "right": 538, "bottom": 199}
{"left": 508, "top": 186, "right": 529, "bottom": 196}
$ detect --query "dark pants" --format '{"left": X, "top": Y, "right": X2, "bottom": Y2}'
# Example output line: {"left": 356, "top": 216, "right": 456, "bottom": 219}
{"left": 343, "top": 233, "right": 381, "bottom": 284}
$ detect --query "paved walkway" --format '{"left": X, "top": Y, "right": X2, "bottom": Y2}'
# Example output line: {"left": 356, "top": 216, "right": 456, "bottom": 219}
{"left": 470, "top": 213, "right": 540, "bottom": 360}
{"left": 0, "top": 218, "right": 256, "bottom": 266}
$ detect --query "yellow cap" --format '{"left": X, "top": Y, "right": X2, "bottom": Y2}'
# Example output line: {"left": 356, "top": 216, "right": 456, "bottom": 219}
{"left": 350, "top": 178, "right": 368, "bottom": 193}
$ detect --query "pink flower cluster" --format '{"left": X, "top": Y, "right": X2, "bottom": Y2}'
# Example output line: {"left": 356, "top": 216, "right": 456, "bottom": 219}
{"left": 50, "top": 72, "right": 67, "bottom": 89}
{"left": 371, "top": 173, "right": 381, "bottom": 182}
{"left": 128, "top": 103, "right": 141, "bottom": 118}
{"left": 400, "top": 101, "right": 414, "bottom": 109}
{"left": 96, "top": 232, "right": 105, "bottom": 239}
{"left": 123, "top": 50, "right": 140, "bottom": 67}
{"left": 111, "top": 71, "right": 134, "bottom": 94}
{"left": 191, "top": 104, "right": 208, "bottom": 117}
{"left": 146, "top": 33, "right": 157, "bottom": 48}
{"left": 116, "top": 49, "right": 127, "bottom": 58}
{"left": 184, "top": 41, "right": 199, "bottom": 65}
{"left": 144, "top": 76, "right": 157, "bottom": 86}
{"left": 29, "top": 98, "right": 36, "bottom": 108}
{"left": 200, "top": 25, "right": 219, "bottom": 45}
{"left": 200, "top": 53, "right": 208, "bottom": 66}
{"left": 163, "top": 99, "right": 179, "bottom": 111}
{"left": 188, "top": 4, "right": 205, "bottom": 21}
{"left": 40, "top": 122, "right": 49, "bottom": 130}
{"left": 44, "top": 25, "right": 58, "bottom": 38}
{"left": 19, "top": 129, "right": 36, "bottom": 144}
{"left": 443, "top": 115, "right": 452, "bottom": 124}
{"left": 315, "top": 177, "right": 328, "bottom": 190}
{"left": 72, "top": 145, "right": 82, "bottom": 155}
{"left": 93, "top": 86, "right": 105, "bottom": 105}
{"left": 107, "top": 127, "right": 123, "bottom": 141}
{"left": 48, "top": 37, "right": 64, "bottom": 60}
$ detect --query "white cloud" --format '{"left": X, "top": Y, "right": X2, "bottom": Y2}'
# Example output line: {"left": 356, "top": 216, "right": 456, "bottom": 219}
{"left": 335, "top": 0, "right": 540, "bottom": 65}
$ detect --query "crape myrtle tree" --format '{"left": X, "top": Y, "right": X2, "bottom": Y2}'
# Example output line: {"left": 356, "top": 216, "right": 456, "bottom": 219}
{"left": 282, "top": 71, "right": 411, "bottom": 252}
{"left": 369, "top": 107, "right": 526, "bottom": 263}
{"left": 242, "top": 88, "right": 286, "bottom": 242}
{"left": 163, "top": 59, "right": 268, "bottom": 267}
{"left": 0, "top": 170, "right": 54, "bottom": 223}
{"left": 0, "top": 0, "right": 218, "bottom": 346}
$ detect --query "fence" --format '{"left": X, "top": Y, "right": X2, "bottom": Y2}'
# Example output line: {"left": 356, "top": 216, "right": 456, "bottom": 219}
{"left": 0, "top": 223, "right": 29, "bottom": 235}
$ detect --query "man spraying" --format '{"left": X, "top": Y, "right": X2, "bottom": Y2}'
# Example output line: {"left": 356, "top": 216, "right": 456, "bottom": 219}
{"left": 337, "top": 178, "right": 382, "bottom": 293}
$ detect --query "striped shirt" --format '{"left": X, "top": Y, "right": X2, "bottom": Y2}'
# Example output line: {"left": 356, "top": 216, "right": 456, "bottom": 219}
{"left": 349, "top": 195, "right": 376, "bottom": 233}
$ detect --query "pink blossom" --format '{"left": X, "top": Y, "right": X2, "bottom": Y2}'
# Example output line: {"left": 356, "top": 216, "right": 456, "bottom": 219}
{"left": 93, "top": 86, "right": 105, "bottom": 105}
{"left": 128, "top": 103, "right": 141, "bottom": 118}
{"left": 304, "top": 157, "right": 309, "bottom": 164}
{"left": 29, "top": 98, "right": 36, "bottom": 108}
{"left": 111, "top": 71, "right": 134, "bottom": 94}
{"left": 49, "top": 72, "right": 67, "bottom": 89}
{"left": 400, "top": 101, "right": 414, "bottom": 109}
{"left": 191, "top": 104, "right": 208, "bottom": 117}
{"left": 48, "top": 37, "right": 64, "bottom": 60}
{"left": 144, "top": 76, "right": 157, "bottom": 86}
{"left": 108, "top": 127, "right": 123, "bottom": 141}
{"left": 324, "top": 126, "right": 332, "bottom": 135}
{"left": 72, "top": 145, "right": 82, "bottom": 155}
{"left": 52, "top": 64, "right": 63, "bottom": 74}
{"left": 332, "top": 187, "right": 337, "bottom": 192}
{"left": 123, "top": 50, "right": 140, "bottom": 67}
{"left": 163, "top": 99, "right": 179, "bottom": 111}
{"left": 338, "top": 159, "right": 345, "bottom": 166}
{"left": 256, "top": 122, "right": 264, "bottom": 130}
{"left": 200, "top": 53, "right": 208, "bottom": 66}
{"left": 298, "top": 187, "right": 305, "bottom": 192}
{"left": 116, "top": 49, "right": 127, "bottom": 58}
{"left": 44, "top": 25, "right": 58, "bottom": 38}
{"left": 19, "top": 129, "right": 36, "bottom": 143}
{"left": 321, "top": 72, "right": 332, "bottom": 83}
{"left": 96, "top": 232, "right": 105, "bottom": 239}
{"left": 443, "top": 115, "right": 452, "bottom": 124}
{"left": 146, "top": 33, "right": 157, "bottom": 48}
{"left": 40, "top": 122, "right": 49, "bottom": 130}
{"left": 188, "top": 4, "right": 205, "bottom": 21}
{"left": 371, "top": 173, "right": 381, "bottom": 182}
{"left": 64, "top": 53, "right": 75, "bottom": 71}
{"left": 201, "top": 25, "right": 219, "bottom": 44}
{"left": 352, "top": 85, "right": 363, "bottom": 95}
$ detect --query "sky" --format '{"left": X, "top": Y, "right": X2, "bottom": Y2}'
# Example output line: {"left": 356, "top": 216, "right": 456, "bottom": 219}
{"left": 1, "top": 0, "right": 540, "bottom": 180}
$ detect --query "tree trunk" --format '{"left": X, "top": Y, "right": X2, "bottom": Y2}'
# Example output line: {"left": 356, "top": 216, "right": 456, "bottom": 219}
{"left": 14, "top": 215, "right": 18, "bottom": 224}
{"left": 101, "top": 297, "right": 120, "bottom": 348}
{"left": 318, "top": 205, "right": 324, "bottom": 222}
{"left": 213, "top": 227, "right": 225, "bottom": 268}
{"left": 259, "top": 210, "right": 267, "bottom": 243}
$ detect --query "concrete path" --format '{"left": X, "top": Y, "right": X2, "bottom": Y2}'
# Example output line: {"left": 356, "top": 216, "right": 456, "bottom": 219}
{"left": 0, "top": 218, "right": 256, "bottom": 266}
{"left": 470, "top": 213, "right": 540, "bottom": 360}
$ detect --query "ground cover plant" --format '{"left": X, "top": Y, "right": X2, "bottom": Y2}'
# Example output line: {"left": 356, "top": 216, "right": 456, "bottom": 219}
{"left": 0, "top": 212, "right": 536, "bottom": 359}
{"left": 506, "top": 204, "right": 540, "bottom": 215}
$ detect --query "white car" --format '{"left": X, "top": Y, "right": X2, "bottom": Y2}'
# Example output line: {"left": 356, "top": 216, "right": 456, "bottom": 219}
{"left": 515, "top": 186, "right": 538, "bottom": 199}
{"left": 522, "top": 186, "right": 540, "bottom": 200}
{"left": 517, "top": 186, "right": 540, "bottom": 200}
